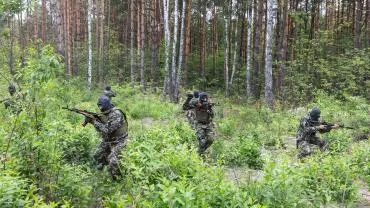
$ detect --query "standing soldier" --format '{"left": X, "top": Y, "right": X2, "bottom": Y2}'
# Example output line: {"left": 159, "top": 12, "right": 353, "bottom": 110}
{"left": 296, "top": 107, "right": 340, "bottom": 158}
{"left": 182, "top": 91, "right": 199, "bottom": 129}
{"left": 86, "top": 95, "right": 128, "bottom": 179}
{"left": 103, "top": 86, "right": 116, "bottom": 100}
{"left": 189, "top": 92, "right": 215, "bottom": 156}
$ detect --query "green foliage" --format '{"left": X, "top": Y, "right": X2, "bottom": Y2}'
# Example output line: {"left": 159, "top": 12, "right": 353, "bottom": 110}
{"left": 214, "top": 136, "right": 264, "bottom": 169}
{"left": 0, "top": 172, "right": 31, "bottom": 207}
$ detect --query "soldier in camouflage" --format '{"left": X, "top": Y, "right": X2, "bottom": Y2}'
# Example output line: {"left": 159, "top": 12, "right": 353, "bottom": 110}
{"left": 88, "top": 95, "right": 128, "bottom": 179}
{"left": 189, "top": 92, "right": 215, "bottom": 155}
{"left": 103, "top": 86, "right": 116, "bottom": 100}
{"left": 296, "top": 107, "right": 340, "bottom": 158}
{"left": 183, "top": 91, "right": 200, "bottom": 129}
{"left": 2, "top": 84, "right": 22, "bottom": 114}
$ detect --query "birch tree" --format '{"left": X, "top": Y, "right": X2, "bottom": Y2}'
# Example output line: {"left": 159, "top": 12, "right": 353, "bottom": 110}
{"left": 265, "top": 0, "right": 275, "bottom": 109}
{"left": 87, "top": 0, "right": 92, "bottom": 90}
{"left": 224, "top": 1, "right": 230, "bottom": 98}
{"left": 163, "top": 0, "right": 171, "bottom": 96}
{"left": 174, "top": 0, "right": 186, "bottom": 103}
{"left": 170, "top": 0, "right": 179, "bottom": 102}
{"left": 246, "top": 0, "right": 254, "bottom": 98}
{"left": 140, "top": 0, "right": 146, "bottom": 92}
{"left": 130, "top": 0, "right": 135, "bottom": 86}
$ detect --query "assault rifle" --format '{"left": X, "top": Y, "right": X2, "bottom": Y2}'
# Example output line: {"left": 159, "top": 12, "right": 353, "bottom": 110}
{"left": 62, "top": 107, "right": 102, "bottom": 127}
{"left": 321, "top": 121, "right": 355, "bottom": 130}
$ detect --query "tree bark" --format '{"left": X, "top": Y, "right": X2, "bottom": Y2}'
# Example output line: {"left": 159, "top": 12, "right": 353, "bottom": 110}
{"left": 150, "top": 0, "right": 159, "bottom": 87}
{"left": 354, "top": 0, "right": 364, "bottom": 48}
{"left": 224, "top": 1, "right": 230, "bottom": 98}
{"left": 42, "top": 0, "right": 46, "bottom": 42}
{"left": 170, "top": 0, "right": 179, "bottom": 101}
{"left": 175, "top": 0, "right": 186, "bottom": 103}
{"left": 183, "top": 0, "right": 192, "bottom": 88}
{"left": 246, "top": 0, "right": 254, "bottom": 98}
{"left": 199, "top": 0, "right": 206, "bottom": 88}
{"left": 277, "top": 0, "right": 288, "bottom": 101}
{"left": 87, "top": 0, "right": 93, "bottom": 90}
{"left": 265, "top": 0, "right": 275, "bottom": 109}
{"left": 140, "top": 0, "right": 146, "bottom": 92}
{"left": 130, "top": 0, "right": 136, "bottom": 86}
{"left": 163, "top": 0, "right": 171, "bottom": 96}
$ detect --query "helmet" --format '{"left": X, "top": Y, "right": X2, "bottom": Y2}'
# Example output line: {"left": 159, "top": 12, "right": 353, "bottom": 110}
{"left": 309, "top": 107, "right": 321, "bottom": 121}
{"left": 97, "top": 95, "right": 114, "bottom": 112}
{"left": 105, "top": 86, "right": 111, "bottom": 91}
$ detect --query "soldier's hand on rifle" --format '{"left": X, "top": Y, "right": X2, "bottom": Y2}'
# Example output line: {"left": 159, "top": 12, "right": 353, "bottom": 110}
{"left": 318, "top": 125, "right": 326, "bottom": 130}
{"left": 332, "top": 123, "right": 340, "bottom": 129}
{"left": 82, "top": 116, "right": 96, "bottom": 126}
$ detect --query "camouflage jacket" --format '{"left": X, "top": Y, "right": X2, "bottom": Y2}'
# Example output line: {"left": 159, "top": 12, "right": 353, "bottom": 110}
{"left": 296, "top": 115, "right": 331, "bottom": 141}
{"left": 93, "top": 108, "right": 128, "bottom": 142}
{"left": 189, "top": 99, "right": 214, "bottom": 124}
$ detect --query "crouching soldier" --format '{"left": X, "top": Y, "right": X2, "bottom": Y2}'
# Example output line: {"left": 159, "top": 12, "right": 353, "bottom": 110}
{"left": 296, "top": 107, "right": 340, "bottom": 158}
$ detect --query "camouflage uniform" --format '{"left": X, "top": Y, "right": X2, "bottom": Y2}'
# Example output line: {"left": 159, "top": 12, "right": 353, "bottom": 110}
{"left": 189, "top": 93, "right": 215, "bottom": 155}
{"left": 93, "top": 96, "right": 128, "bottom": 179}
{"left": 296, "top": 114, "right": 330, "bottom": 158}
{"left": 3, "top": 85, "right": 22, "bottom": 114}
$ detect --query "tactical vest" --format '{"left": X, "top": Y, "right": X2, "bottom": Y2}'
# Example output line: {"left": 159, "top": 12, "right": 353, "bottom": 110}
{"left": 100, "top": 108, "right": 128, "bottom": 138}
{"left": 195, "top": 108, "right": 211, "bottom": 124}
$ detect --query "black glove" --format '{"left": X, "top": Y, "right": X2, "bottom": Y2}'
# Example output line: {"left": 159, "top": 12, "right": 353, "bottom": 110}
{"left": 187, "top": 93, "right": 194, "bottom": 99}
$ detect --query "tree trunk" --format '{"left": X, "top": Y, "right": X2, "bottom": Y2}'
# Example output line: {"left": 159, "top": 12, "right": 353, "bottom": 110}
{"left": 246, "top": 0, "right": 254, "bottom": 98}
{"left": 354, "top": 0, "right": 364, "bottom": 48}
{"left": 366, "top": 0, "right": 370, "bottom": 47}
{"left": 230, "top": 9, "right": 239, "bottom": 87}
{"left": 175, "top": 0, "right": 186, "bottom": 103}
{"left": 170, "top": 0, "right": 179, "bottom": 102}
{"left": 87, "top": 0, "right": 93, "bottom": 90}
{"left": 42, "top": 0, "right": 46, "bottom": 42}
{"left": 150, "top": 0, "right": 159, "bottom": 87}
{"left": 163, "top": 0, "right": 171, "bottom": 96}
{"left": 252, "top": 0, "right": 264, "bottom": 99}
{"left": 140, "top": 0, "right": 146, "bottom": 92}
{"left": 277, "top": 0, "right": 288, "bottom": 101}
{"left": 183, "top": 0, "right": 192, "bottom": 88}
{"left": 130, "top": 0, "right": 135, "bottom": 86}
{"left": 34, "top": 2, "right": 39, "bottom": 41}
{"left": 199, "top": 0, "right": 206, "bottom": 88}
{"left": 265, "top": 0, "right": 275, "bottom": 109}
{"left": 224, "top": 3, "right": 230, "bottom": 98}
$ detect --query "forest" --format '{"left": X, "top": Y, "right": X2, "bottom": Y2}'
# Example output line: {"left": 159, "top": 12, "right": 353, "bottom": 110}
{"left": 0, "top": 0, "right": 369, "bottom": 207}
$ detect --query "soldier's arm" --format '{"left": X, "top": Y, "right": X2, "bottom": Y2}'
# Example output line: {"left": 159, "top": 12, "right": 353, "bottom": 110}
{"left": 301, "top": 119, "right": 320, "bottom": 134}
{"left": 93, "top": 110, "right": 123, "bottom": 134}
{"left": 189, "top": 99, "right": 200, "bottom": 109}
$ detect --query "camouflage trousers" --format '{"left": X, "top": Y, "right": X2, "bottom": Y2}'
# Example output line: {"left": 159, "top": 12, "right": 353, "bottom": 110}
{"left": 297, "top": 136, "right": 328, "bottom": 158}
{"left": 93, "top": 136, "right": 127, "bottom": 179}
{"left": 195, "top": 122, "right": 215, "bottom": 155}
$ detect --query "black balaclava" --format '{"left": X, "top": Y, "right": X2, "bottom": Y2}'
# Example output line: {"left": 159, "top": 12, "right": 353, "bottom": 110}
{"left": 8, "top": 84, "right": 16, "bottom": 96}
{"left": 193, "top": 91, "right": 200, "bottom": 98}
{"left": 309, "top": 107, "right": 321, "bottom": 122}
{"left": 97, "top": 95, "right": 114, "bottom": 112}
{"left": 199, "top": 92, "right": 208, "bottom": 103}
